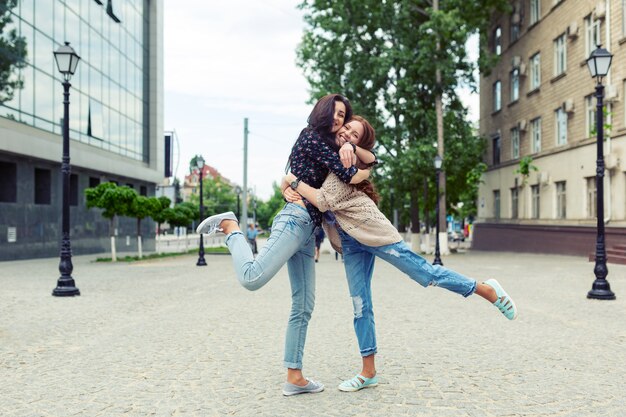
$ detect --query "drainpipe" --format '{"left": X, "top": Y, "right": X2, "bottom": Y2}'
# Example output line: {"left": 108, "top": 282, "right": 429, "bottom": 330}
{"left": 605, "top": 0, "right": 612, "bottom": 224}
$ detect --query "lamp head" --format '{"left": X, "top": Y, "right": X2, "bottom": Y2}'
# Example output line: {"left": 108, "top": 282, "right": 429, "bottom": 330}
{"left": 587, "top": 45, "right": 613, "bottom": 81}
{"left": 54, "top": 42, "right": 81, "bottom": 81}
{"left": 196, "top": 155, "right": 205, "bottom": 170}
{"left": 434, "top": 154, "right": 443, "bottom": 170}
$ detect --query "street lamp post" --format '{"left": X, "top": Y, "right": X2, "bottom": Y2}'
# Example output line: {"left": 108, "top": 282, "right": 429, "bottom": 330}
{"left": 196, "top": 156, "right": 207, "bottom": 267}
{"left": 586, "top": 45, "right": 615, "bottom": 300}
{"left": 433, "top": 155, "right": 443, "bottom": 266}
{"left": 52, "top": 42, "right": 81, "bottom": 297}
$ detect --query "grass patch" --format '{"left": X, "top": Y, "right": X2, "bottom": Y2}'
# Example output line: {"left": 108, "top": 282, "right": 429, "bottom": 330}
{"left": 95, "top": 246, "right": 230, "bottom": 262}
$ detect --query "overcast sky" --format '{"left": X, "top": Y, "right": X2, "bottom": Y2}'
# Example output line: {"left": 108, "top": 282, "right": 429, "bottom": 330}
{"left": 163, "top": 1, "right": 479, "bottom": 200}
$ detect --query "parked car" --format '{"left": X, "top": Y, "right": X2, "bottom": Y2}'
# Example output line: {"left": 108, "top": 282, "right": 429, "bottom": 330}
{"left": 448, "top": 230, "right": 465, "bottom": 242}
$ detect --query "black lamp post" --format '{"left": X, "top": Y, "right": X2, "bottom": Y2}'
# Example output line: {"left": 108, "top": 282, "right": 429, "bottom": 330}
{"left": 235, "top": 186, "right": 242, "bottom": 219}
{"left": 586, "top": 45, "right": 615, "bottom": 300}
{"left": 433, "top": 155, "right": 443, "bottom": 266}
{"left": 196, "top": 156, "right": 207, "bottom": 266}
{"left": 52, "top": 42, "right": 81, "bottom": 297}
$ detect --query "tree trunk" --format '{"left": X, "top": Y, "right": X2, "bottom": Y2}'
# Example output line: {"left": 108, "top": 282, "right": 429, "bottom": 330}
{"left": 110, "top": 217, "right": 117, "bottom": 262}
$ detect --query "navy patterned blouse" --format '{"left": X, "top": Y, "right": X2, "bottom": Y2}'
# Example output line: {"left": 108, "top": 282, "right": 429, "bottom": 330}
{"left": 289, "top": 127, "right": 357, "bottom": 226}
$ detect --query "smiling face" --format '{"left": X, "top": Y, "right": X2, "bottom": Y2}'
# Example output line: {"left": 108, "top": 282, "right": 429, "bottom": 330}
{"left": 335, "top": 120, "right": 364, "bottom": 147}
{"left": 331, "top": 101, "right": 347, "bottom": 133}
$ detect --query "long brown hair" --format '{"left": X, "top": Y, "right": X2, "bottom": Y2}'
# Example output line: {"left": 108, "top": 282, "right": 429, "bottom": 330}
{"left": 287, "top": 94, "right": 352, "bottom": 172}
{"left": 349, "top": 115, "right": 380, "bottom": 204}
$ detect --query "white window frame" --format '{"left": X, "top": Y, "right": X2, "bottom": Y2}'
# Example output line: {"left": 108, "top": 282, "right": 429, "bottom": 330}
{"left": 510, "top": 69, "right": 519, "bottom": 102}
{"left": 530, "top": 53, "right": 541, "bottom": 90}
{"left": 531, "top": 185, "right": 540, "bottom": 219}
{"left": 511, "top": 187, "right": 519, "bottom": 219}
{"left": 585, "top": 15, "right": 602, "bottom": 57}
{"left": 554, "top": 34, "right": 567, "bottom": 76}
{"left": 494, "top": 26, "right": 502, "bottom": 55}
{"left": 556, "top": 181, "right": 566, "bottom": 219}
{"left": 530, "top": 0, "right": 541, "bottom": 25}
{"left": 555, "top": 107, "right": 568, "bottom": 145}
{"left": 511, "top": 127, "right": 520, "bottom": 159}
{"left": 531, "top": 117, "right": 542, "bottom": 153}
{"left": 587, "top": 177, "right": 597, "bottom": 218}
{"left": 493, "top": 80, "right": 501, "bottom": 111}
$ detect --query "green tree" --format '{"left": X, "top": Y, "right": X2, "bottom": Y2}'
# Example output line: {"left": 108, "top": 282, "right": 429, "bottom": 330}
{"left": 189, "top": 175, "right": 237, "bottom": 217}
{"left": 127, "top": 195, "right": 161, "bottom": 259}
{"left": 0, "top": 0, "right": 27, "bottom": 104}
{"left": 85, "top": 183, "right": 137, "bottom": 261}
{"left": 151, "top": 196, "right": 172, "bottom": 235}
{"left": 296, "top": 0, "right": 509, "bottom": 222}
{"left": 255, "top": 182, "right": 287, "bottom": 230}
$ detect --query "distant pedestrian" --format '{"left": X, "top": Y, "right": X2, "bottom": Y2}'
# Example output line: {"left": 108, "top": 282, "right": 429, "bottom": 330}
{"left": 246, "top": 223, "right": 258, "bottom": 254}
{"left": 314, "top": 227, "right": 325, "bottom": 262}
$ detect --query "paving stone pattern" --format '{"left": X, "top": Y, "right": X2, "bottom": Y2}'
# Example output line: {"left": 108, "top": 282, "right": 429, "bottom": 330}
{"left": 1, "top": 250, "right": 625, "bottom": 416}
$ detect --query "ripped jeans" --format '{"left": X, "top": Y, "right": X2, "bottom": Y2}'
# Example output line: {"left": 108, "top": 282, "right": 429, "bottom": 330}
{"left": 339, "top": 230, "right": 476, "bottom": 357}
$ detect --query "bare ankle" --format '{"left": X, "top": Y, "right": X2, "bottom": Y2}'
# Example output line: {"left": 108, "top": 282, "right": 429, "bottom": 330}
{"left": 220, "top": 220, "right": 239, "bottom": 234}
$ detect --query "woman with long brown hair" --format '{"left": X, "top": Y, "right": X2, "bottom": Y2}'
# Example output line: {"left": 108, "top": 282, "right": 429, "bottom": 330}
{"left": 282, "top": 115, "right": 518, "bottom": 392}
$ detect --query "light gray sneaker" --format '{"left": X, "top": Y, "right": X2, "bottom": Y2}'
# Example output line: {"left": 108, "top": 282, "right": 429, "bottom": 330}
{"left": 196, "top": 211, "right": 238, "bottom": 236}
{"left": 282, "top": 379, "right": 325, "bottom": 396}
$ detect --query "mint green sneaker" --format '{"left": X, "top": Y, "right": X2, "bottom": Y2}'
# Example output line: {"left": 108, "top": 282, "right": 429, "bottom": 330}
{"left": 484, "top": 279, "right": 518, "bottom": 320}
{"left": 338, "top": 374, "right": 379, "bottom": 392}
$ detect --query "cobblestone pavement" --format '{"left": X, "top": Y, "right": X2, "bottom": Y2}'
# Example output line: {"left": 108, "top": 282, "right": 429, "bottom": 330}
{"left": 1, "top": 249, "right": 625, "bottom": 417}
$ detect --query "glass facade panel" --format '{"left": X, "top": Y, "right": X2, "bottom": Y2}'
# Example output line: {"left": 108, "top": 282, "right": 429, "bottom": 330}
{"left": 1, "top": 1, "right": 148, "bottom": 161}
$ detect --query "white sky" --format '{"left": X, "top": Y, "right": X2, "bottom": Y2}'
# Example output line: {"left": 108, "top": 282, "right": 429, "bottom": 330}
{"left": 163, "top": 1, "right": 479, "bottom": 200}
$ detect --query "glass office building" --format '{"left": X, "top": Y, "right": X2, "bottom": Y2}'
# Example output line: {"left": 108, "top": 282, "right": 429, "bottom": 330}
{"left": 0, "top": 0, "right": 164, "bottom": 260}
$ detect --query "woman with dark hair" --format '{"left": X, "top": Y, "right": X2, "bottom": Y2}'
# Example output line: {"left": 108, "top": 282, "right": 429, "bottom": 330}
{"left": 196, "top": 94, "right": 375, "bottom": 396}
{"left": 282, "top": 115, "right": 518, "bottom": 393}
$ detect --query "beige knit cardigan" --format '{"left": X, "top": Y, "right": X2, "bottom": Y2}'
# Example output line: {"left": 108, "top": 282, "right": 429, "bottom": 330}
{"left": 316, "top": 173, "right": 402, "bottom": 253}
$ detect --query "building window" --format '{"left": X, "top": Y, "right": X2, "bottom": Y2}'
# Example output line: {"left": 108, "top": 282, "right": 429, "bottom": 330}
{"left": 554, "top": 34, "right": 567, "bottom": 76}
{"left": 494, "top": 190, "right": 501, "bottom": 219}
{"left": 0, "top": 161, "right": 17, "bottom": 203}
{"left": 510, "top": 68, "right": 520, "bottom": 102}
{"left": 511, "top": 15, "right": 520, "bottom": 42}
{"left": 555, "top": 107, "right": 568, "bottom": 145}
{"left": 587, "top": 177, "right": 597, "bottom": 218}
{"left": 556, "top": 181, "right": 566, "bottom": 219}
{"left": 511, "top": 127, "right": 520, "bottom": 159}
{"left": 89, "top": 177, "right": 101, "bottom": 188}
{"left": 586, "top": 95, "right": 597, "bottom": 137}
{"left": 493, "top": 81, "right": 502, "bottom": 111}
{"left": 531, "top": 117, "right": 542, "bottom": 153}
{"left": 530, "top": 53, "right": 541, "bottom": 90}
{"left": 34, "top": 168, "right": 52, "bottom": 205}
{"left": 585, "top": 15, "right": 602, "bottom": 57}
{"left": 493, "top": 136, "right": 501, "bottom": 165}
{"left": 530, "top": 0, "right": 541, "bottom": 25}
{"left": 494, "top": 26, "right": 502, "bottom": 55}
{"left": 70, "top": 174, "right": 79, "bottom": 207}
{"left": 511, "top": 187, "right": 519, "bottom": 219}
{"left": 140, "top": 185, "right": 148, "bottom": 196}
{"left": 531, "top": 185, "right": 540, "bottom": 219}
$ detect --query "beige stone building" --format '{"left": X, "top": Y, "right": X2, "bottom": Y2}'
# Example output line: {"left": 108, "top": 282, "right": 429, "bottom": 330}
{"left": 475, "top": 0, "right": 626, "bottom": 260}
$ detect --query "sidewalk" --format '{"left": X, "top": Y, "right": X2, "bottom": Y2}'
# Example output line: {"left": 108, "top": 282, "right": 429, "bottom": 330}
{"left": 1, "top": 249, "right": 625, "bottom": 416}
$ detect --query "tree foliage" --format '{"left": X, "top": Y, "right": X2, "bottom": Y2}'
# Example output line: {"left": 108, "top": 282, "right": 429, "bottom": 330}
{"left": 0, "top": 0, "right": 27, "bottom": 104}
{"left": 296, "top": 0, "right": 509, "bottom": 220}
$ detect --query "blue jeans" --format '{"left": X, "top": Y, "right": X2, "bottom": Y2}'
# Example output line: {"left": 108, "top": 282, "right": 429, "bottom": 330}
{"left": 339, "top": 230, "right": 477, "bottom": 357}
{"left": 225, "top": 203, "right": 316, "bottom": 369}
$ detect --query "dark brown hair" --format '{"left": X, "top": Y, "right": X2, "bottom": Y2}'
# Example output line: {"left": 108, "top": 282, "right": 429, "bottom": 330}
{"left": 307, "top": 94, "right": 353, "bottom": 143}
{"left": 348, "top": 115, "right": 380, "bottom": 204}
{"left": 287, "top": 94, "right": 352, "bottom": 172}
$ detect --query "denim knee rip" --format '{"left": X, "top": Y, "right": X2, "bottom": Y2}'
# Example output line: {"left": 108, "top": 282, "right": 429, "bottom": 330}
{"left": 384, "top": 248, "right": 401, "bottom": 257}
{"left": 352, "top": 295, "right": 364, "bottom": 318}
